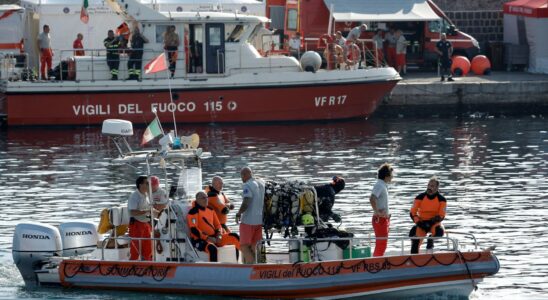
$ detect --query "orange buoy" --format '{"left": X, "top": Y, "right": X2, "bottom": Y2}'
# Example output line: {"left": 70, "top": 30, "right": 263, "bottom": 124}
{"left": 451, "top": 55, "right": 470, "bottom": 76}
{"left": 471, "top": 55, "right": 492, "bottom": 75}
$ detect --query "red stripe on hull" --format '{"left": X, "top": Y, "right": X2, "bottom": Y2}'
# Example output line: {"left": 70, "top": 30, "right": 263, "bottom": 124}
{"left": 4, "top": 81, "right": 397, "bottom": 125}
{"left": 64, "top": 274, "right": 488, "bottom": 299}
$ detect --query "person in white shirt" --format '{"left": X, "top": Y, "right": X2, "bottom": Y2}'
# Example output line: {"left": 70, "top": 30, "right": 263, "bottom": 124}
{"left": 128, "top": 175, "right": 152, "bottom": 260}
{"left": 288, "top": 32, "right": 302, "bottom": 59}
{"left": 346, "top": 24, "right": 367, "bottom": 43}
{"left": 150, "top": 176, "right": 168, "bottom": 216}
{"left": 369, "top": 163, "right": 394, "bottom": 257}
{"left": 335, "top": 31, "right": 346, "bottom": 48}
{"left": 384, "top": 27, "right": 397, "bottom": 67}
{"left": 372, "top": 29, "right": 385, "bottom": 67}
{"left": 37, "top": 25, "right": 53, "bottom": 80}
{"left": 236, "top": 167, "right": 265, "bottom": 264}
{"left": 395, "top": 29, "right": 407, "bottom": 74}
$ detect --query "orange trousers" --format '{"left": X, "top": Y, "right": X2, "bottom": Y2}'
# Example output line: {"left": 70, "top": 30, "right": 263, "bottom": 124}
{"left": 129, "top": 220, "right": 152, "bottom": 260}
{"left": 40, "top": 48, "right": 53, "bottom": 79}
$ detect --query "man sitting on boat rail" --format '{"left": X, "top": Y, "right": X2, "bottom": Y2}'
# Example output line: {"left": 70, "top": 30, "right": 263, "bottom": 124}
{"left": 128, "top": 175, "right": 153, "bottom": 260}
{"left": 409, "top": 176, "right": 446, "bottom": 254}
{"left": 187, "top": 191, "right": 240, "bottom": 262}
{"left": 205, "top": 176, "right": 234, "bottom": 234}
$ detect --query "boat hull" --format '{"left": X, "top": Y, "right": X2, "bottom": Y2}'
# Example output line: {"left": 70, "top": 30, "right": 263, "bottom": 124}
{"left": 2, "top": 80, "right": 397, "bottom": 126}
{"left": 56, "top": 251, "right": 499, "bottom": 299}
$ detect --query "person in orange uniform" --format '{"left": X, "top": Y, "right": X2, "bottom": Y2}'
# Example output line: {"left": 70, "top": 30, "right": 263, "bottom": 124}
{"left": 187, "top": 191, "right": 240, "bottom": 262}
{"left": 73, "top": 33, "right": 85, "bottom": 56}
{"left": 205, "top": 176, "right": 234, "bottom": 233}
{"left": 116, "top": 22, "right": 130, "bottom": 49}
{"left": 409, "top": 177, "right": 446, "bottom": 254}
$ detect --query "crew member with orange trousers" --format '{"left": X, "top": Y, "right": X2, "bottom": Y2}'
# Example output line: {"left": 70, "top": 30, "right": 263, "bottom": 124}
{"left": 205, "top": 176, "right": 234, "bottom": 233}
{"left": 37, "top": 24, "right": 53, "bottom": 80}
{"left": 409, "top": 176, "right": 446, "bottom": 254}
{"left": 187, "top": 191, "right": 240, "bottom": 262}
{"left": 128, "top": 175, "right": 153, "bottom": 260}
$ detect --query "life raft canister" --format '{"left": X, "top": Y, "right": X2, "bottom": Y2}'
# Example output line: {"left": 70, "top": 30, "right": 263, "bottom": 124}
{"left": 67, "top": 57, "right": 76, "bottom": 80}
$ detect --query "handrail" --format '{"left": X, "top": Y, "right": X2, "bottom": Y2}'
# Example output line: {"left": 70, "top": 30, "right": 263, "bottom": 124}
{"left": 98, "top": 230, "right": 478, "bottom": 264}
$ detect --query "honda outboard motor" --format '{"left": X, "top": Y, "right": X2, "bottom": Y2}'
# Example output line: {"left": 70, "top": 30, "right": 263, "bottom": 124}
{"left": 12, "top": 223, "right": 62, "bottom": 286}
{"left": 59, "top": 222, "right": 98, "bottom": 256}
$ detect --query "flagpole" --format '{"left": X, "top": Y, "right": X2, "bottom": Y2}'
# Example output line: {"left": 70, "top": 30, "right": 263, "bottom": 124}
{"left": 165, "top": 50, "right": 178, "bottom": 137}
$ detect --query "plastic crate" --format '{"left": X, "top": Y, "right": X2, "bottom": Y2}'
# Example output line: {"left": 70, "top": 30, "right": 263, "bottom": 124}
{"left": 343, "top": 246, "right": 371, "bottom": 259}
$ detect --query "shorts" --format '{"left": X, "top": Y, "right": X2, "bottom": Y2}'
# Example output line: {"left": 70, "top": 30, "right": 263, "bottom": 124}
{"left": 239, "top": 223, "right": 262, "bottom": 246}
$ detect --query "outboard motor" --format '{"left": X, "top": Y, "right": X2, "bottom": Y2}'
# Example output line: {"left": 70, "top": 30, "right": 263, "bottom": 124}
{"left": 12, "top": 223, "right": 62, "bottom": 286}
{"left": 59, "top": 222, "right": 99, "bottom": 256}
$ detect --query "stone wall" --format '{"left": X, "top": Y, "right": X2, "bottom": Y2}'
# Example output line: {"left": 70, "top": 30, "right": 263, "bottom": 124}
{"left": 431, "top": 0, "right": 512, "bottom": 45}
{"left": 432, "top": 0, "right": 508, "bottom": 11}
{"left": 445, "top": 11, "right": 504, "bottom": 44}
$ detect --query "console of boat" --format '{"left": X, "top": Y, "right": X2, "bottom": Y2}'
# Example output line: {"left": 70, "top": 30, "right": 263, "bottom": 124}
{"left": 11, "top": 120, "right": 499, "bottom": 298}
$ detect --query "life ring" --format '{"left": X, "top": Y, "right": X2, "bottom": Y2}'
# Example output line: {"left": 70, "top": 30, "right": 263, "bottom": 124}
{"left": 317, "top": 33, "right": 333, "bottom": 48}
{"left": 346, "top": 43, "right": 361, "bottom": 66}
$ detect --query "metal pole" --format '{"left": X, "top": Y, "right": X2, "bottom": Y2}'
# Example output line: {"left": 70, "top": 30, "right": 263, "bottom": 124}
{"left": 165, "top": 51, "right": 178, "bottom": 137}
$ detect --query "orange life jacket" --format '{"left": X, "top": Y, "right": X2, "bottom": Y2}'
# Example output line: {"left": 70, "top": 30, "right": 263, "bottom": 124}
{"left": 410, "top": 192, "right": 446, "bottom": 222}
{"left": 116, "top": 22, "right": 130, "bottom": 40}
{"left": 205, "top": 185, "right": 230, "bottom": 225}
{"left": 186, "top": 201, "right": 221, "bottom": 241}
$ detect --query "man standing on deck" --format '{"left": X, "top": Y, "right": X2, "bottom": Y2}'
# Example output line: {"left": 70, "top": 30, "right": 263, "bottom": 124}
{"left": 395, "top": 29, "right": 407, "bottom": 75}
{"left": 37, "top": 25, "right": 53, "bottom": 80}
{"left": 369, "top": 163, "right": 394, "bottom": 256}
{"left": 104, "top": 30, "right": 121, "bottom": 80}
{"left": 236, "top": 167, "right": 265, "bottom": 264}
{"left": 127, "top": 25, "right": 148, "bottom": 80}
{"left": 128, "top": 175, "right": 152, "bottom": 260}
{"left": 73, "top": 33, "right": 85, "bottom": 56}
{"left": 409, "top": 177, "right": 446, "bottom": 254}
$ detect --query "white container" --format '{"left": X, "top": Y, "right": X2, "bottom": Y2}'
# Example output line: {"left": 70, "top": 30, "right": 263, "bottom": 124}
{"left": 311, "top": 242, "right": 343, "bottom": 261}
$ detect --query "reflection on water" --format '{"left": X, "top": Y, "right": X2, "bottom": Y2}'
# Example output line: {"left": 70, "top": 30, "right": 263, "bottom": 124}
{"left": 0, "top": 117, "right": 546, "bottom": 299}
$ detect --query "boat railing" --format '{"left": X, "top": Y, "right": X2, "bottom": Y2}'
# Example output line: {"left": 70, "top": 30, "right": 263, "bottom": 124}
{"left": 254, "top": 234, "right": 468, "bottom": 263}
{"left": 56, "top": 48, "right": 183, "bottom": 82}
{"left": 96, "top": 231, "right": 476, "bottom": 264}
{"left": 98, "top": 235, "right": 197, "bottom": 262}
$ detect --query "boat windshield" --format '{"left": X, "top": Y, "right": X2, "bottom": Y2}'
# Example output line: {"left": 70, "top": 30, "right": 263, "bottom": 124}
{"left": 226, "top": 24, "right": 247, "bottom": 42}
{"left": 247, "top": 23, "right": 266, "bottom": 43}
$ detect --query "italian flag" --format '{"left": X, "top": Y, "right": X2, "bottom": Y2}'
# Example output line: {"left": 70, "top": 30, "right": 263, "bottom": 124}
{"left": 141, "top": 117, "right": 162, "bottom": 146}
{"left": 80, "top": 0, "right": 89, "bottom": 24}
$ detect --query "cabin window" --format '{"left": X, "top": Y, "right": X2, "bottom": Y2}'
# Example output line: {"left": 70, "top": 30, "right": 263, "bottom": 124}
{"left": 429, "top": 19, "right": 450, "bottom": 33}
{"left": 287, "top": 9, "right": 297, "bottom": 31}
{"left": 209, "top": 27, "right": 222, "bottom": 46}
{"left": 156, "top": 25, "right": 169, "bottom": 43}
